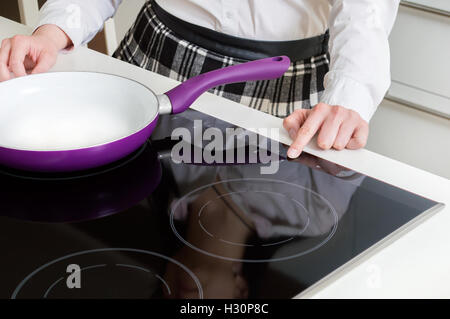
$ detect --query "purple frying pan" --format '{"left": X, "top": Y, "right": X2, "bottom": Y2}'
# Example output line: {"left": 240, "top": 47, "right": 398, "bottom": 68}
{"left": 0, "top": 56, "right": 290, "bottom": 172}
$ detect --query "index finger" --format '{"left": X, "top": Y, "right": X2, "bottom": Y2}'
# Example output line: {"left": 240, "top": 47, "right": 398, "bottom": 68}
{"left": 283, "top": 109, "right": 310, "bottom": 139}
{"left": 287, "top": 107, "right": 327, "bottom": 158}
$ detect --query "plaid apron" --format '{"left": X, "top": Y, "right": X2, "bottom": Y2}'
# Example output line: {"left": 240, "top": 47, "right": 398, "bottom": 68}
{"left": 113, "top": 1, "right": 330, "bottom": 118}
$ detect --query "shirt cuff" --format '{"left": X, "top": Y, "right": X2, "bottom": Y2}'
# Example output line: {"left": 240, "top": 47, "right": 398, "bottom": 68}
{"left": 34, "top": 15, "right": 83, "bottom": 50}
{"left": 320, "top": 72, "right": 377, "bottom": 123}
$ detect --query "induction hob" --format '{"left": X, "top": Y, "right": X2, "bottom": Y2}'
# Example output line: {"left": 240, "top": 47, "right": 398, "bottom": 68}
{"left": 0, "top": 109, "right": 443, "bottom": 299}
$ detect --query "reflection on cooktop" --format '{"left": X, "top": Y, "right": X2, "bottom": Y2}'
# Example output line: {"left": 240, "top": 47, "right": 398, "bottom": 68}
{"left": 0, "top": 142, "right": 161, "bottom": 223}
{"left": 0, "top": 109, "right": 442, "bottom": 299}
{"left": 170, "top": 178, "right": 338, "bottom": 262}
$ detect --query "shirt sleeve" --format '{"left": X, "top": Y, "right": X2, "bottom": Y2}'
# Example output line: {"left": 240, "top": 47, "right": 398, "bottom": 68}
{"left": 320, "top": 0, "right": 400, "bottom": 122}
{"left": 35, "top": 0, "right": 122, "bottom": 49}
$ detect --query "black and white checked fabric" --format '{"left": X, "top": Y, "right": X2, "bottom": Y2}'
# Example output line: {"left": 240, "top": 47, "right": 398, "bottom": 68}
{"left": 113, "top": 1, "right": 330, "bottom": 118}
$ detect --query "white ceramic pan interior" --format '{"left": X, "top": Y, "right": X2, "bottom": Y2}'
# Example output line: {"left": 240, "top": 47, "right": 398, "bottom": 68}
{"left": 0, "top": 72, "right": 159, "bottom": 151}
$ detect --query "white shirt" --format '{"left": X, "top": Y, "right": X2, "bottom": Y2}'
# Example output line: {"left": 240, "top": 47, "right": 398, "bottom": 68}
{"left": 37, "top": 0, "right": 400, "bottom": 122}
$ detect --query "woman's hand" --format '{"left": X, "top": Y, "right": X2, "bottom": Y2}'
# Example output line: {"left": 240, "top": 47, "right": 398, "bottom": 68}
{"left": 0, "top": 24, "right": 71, "bottom": 82}
{"left": 283, "top": 102, "right": 369, "bottom": 158}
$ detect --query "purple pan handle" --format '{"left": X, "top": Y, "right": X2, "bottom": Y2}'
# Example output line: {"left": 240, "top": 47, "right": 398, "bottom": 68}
{"left": 164, "top": 56, "right": 290, "bottom": 114}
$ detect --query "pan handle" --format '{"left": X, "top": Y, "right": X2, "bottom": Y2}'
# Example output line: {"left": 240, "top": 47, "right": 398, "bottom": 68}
{"left": 163, "top": 56, "right": 290, "bottom": 114}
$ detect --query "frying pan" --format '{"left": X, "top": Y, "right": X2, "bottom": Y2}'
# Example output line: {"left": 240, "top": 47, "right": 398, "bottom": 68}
{"left": 0, "top": 56, "right": 290, "bottom": 172}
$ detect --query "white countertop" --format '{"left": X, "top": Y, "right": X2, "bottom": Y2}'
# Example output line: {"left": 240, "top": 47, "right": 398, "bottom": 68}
{"left": 1, "top": 17, "right": 449, "bottom": 298}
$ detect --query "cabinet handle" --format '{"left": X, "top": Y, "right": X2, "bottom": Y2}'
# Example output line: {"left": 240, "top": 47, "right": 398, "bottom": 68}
{"left": 401, "top": 1, "right": 450, "bottom": 17}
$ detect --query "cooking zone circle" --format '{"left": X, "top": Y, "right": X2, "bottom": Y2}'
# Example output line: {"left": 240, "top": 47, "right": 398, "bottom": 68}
{"left": 170, "top": 178, "right": 338, "bottom": 262}
{"left": 12, "top": 248, "right": 203, "bottom": 299}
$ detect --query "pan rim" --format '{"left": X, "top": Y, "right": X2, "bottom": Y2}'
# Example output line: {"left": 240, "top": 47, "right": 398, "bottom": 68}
{"left": 0, "top": 71, "right": 160, "bottom": 152}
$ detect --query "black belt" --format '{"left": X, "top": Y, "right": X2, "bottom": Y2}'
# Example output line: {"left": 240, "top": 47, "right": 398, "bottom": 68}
{"left": 152, "top": 0, "right": 329, "bottom": 61}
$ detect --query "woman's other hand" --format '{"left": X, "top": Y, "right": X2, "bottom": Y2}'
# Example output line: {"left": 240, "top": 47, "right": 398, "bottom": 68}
{"left": 0, "top": 24, "right": 71, "bottom": 82}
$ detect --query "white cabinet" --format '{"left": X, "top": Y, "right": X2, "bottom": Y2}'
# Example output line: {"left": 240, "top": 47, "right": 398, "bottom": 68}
{"left": 387, "top": 4, "right": 450, "bottom": 118}
{"left": 364, "top": 3, "right": 450, "bottom": 179}
{"left": 367, "top": 99, "right": 450, "bottom": 179}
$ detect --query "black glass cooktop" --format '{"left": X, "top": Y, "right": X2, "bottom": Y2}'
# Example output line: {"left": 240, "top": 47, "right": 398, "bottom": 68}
{"left": 0, "top": 110, "right": 443, "bottom": 299}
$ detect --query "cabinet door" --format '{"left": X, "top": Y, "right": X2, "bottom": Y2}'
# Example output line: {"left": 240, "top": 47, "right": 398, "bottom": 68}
{"left": 387, "top": 4, "right": 450, "bottom": 118}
